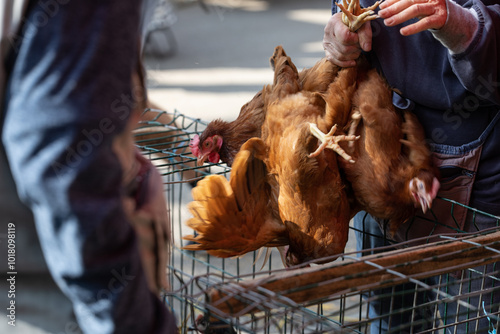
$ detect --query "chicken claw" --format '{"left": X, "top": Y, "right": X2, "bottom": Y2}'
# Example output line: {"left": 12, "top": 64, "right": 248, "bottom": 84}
{"left": 308, "top": 123, "right": 359, "bottom": 163}
{"left": 336, "top": 0, "right": 381, "bottom": 32}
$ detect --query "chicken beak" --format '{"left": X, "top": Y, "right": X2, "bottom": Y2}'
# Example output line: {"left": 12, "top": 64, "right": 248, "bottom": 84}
{"left": 419, "top": 197, "right": 428, "bottom": 213}
{"left": 419, "top": 193, "right": 433, "bottom": 214}
{"left": 277, "top": 246, "right": 288, "bottom": 267}
{"left": 197, "top": 153, "right": 209, "bottom": 166}
{"left": 410, "top": 178, "right": 438, "bottom": 214}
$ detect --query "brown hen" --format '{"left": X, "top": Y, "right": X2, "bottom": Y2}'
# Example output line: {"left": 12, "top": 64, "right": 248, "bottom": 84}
{"left": 184, "top": 46, "right": 356, "bottom": 267}
{"left": 337, "top": 66, "right": 440, "bottom": 236}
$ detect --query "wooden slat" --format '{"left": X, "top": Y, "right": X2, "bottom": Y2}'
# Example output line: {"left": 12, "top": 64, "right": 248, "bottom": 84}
{"left": 207, "top": 230, "right": 500, "bottom": 317}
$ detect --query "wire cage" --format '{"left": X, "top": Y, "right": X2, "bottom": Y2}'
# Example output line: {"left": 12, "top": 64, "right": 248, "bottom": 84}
{"left": 134, "top": 108, "right": 500, "bottom": 334}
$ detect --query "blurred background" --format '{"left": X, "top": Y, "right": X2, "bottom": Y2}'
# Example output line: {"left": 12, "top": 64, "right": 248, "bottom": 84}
{"left": 144, "top": 0, "right": 331, "bottom": 121}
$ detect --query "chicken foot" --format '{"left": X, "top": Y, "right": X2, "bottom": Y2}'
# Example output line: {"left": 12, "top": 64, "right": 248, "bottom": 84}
{"left": 308, "top": 123, "right": 359, "bottom": 163}
{"left": 336, "top": 0, "right": 381, "bottom": 32}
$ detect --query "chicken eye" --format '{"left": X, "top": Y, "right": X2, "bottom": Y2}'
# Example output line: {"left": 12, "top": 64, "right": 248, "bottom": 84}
{"left": 418, "top": 182, "right": 424, "bottom": 190}
{"left": 204, "top": 141, "right": 211, "bottom": 148}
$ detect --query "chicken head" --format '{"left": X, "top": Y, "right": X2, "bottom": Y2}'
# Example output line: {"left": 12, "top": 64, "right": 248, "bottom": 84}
{"left": 190, "top": 133, "right": 223, "bottom": 165}
{"left": 409, "top": 175, "right": 440, "bottom": 213}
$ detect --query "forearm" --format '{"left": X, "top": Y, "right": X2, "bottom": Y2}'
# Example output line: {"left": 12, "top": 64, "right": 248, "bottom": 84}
{"left": 443, "top": 0, "right": 500, "bottom": 105}
{"left": 431, "top": 0, "right": 479, "bottom": 54}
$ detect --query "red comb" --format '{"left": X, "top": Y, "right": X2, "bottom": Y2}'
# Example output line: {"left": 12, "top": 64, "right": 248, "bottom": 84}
{"left": 189, "top": 134, "right": 200, "bottom": 157}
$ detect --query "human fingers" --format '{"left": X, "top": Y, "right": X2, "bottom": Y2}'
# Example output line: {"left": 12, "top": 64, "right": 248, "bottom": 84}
{"left": 398, "top": 10, "right": 447, "bottom": 35}
{"left": 324, "top": 13, "right": 361, "bottom": 46}
{"left": 379, "top": 0, "right": 447, "bottom": 35}
{"left": 357, "top": 20, "right": 373, "bottom": 52}
{"left": 378, "top": 0, "right": 404, "bottom": 10}
{"left": 323, "top": 41, "right": 362, "bottom": 67}
{"left": 323, "top": 13, "right": 365, "bottom": 67}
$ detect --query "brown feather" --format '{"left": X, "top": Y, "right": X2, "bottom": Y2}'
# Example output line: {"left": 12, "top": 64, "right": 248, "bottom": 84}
{"left": 300, "top": 58, "right": 340, "bottom": 95}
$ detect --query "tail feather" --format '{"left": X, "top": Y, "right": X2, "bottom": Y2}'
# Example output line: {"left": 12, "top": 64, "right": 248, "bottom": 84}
{"left": 324, "top": 67, "right": 358, "bottom": 127}
{"left": 269, "top": 45, "right": 300, "bottom": 98}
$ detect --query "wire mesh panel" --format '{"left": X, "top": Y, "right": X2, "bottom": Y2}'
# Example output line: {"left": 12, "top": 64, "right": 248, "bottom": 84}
{"left": 135, "top": 109, "right": 500, "bottom": 334}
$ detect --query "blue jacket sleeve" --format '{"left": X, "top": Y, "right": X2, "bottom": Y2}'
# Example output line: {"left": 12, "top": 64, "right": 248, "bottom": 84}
{"left": 450, "top": 0, "right": 500, "bottom": 105}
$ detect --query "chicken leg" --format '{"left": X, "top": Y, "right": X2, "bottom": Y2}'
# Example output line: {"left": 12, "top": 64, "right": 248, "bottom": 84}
{"left": 336, "top": 0, "right": 381, "bottom": 32}
{"left": 347, "top": 110, "right": 362, "bottom": 148}
{"left": 308, "top": 123, "right": 359, "bottom": 163}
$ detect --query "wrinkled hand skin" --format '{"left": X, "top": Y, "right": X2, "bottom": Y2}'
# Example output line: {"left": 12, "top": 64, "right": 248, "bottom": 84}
{"left": 323, "top": 12, "right": 373, "bottom": 68}
{"left": 378, "top": 0, "right": 448, "bottom": 35}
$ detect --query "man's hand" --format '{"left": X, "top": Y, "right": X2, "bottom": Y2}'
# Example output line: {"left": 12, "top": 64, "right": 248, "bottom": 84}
{"left": 378, "top": 0, "right": 448, "bottom": 36}
{"left": 323, "top": 12, "right": 373, "bottom": 67}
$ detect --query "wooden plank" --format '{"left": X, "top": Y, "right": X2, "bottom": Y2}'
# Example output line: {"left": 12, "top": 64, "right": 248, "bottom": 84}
{"left": 207, "top": 230, "right": 500, "bottom": 317}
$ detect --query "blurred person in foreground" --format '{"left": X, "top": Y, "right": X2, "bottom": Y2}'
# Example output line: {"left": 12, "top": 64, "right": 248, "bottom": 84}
{"left": 1, "top": 1, "right": 176, "bottom": 332}
{"left": 324, "top": 0, "right": 500, "bottom": 332}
